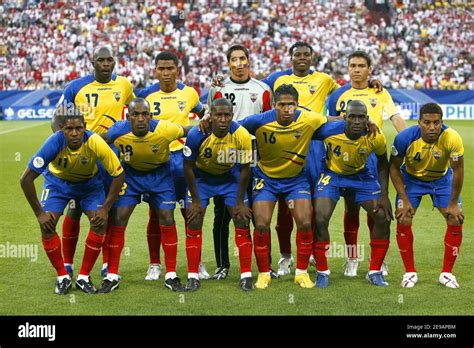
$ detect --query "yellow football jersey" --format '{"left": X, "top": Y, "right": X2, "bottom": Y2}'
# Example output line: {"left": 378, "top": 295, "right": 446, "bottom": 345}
{"left": 240, "top": 109, "right": 327, "bottom": 178}
{"left": 28, "top": 130, "right": 123, "bottom": 182}
{"left": 58, "top": 74, "right": 135, "bottom": 134}
{"left": 137, "top": 82, "right": 203, "bottom": 152}
{"left": 262, "top": 69, "right": 339, "bottom": 112}
{"left": 108, "top": 119, "right": 184, "bottom": 172}
{"left": 391, "top": 125, "right": 464, "bottom": 181}
{"left": 326, "top": 85, "right": 399, "bottom": 129}
{"left": 313, "top": 121, "right": 387, "bottom": 175}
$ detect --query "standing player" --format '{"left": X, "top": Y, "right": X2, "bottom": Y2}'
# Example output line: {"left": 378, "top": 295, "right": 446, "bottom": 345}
{"left": 183, "top": 98, "right": 254, "bottom": 291}
{"left": 326, "top": 50, "right": 406, "bottom": 277}
{"left": 98, "top": 98, "right": 192, "bottom": 293}
{"left": 390, "top": 103, "right": 464, "bottom": 288}
{"left": 239, "top": 84, "right": 327, "bottom": 289}
{"left": 137, "top": 52, "right": 206, "bottom": 281}
{"left": 53, "top": 46, "right": 134, "bottom": 278}
{"left": 313, "top": 101, "right": 392, "bottom": 288}
{"left": 20, "top": 108, "right": 124, "bottom": 294}
{"left": 207, "top": 44, "right": 272, "bottom": 280}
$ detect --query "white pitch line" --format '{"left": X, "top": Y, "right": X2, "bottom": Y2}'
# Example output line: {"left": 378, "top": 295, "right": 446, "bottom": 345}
{"left": 0, "top": 122, "right": 48, "bottom": 135}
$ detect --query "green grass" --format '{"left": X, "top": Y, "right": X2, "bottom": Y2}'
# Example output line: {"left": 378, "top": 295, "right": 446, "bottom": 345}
{"left": 0, "top": 120, "right": 472, "bottom": 315}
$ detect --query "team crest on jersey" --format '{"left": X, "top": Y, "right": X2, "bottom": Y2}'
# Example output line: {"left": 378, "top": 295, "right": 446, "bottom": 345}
{"left": 369, "top": 98, "right": 377, "bottom": 108}
{"left": 80, "top": 156, "right": 89, "bottom": 165}
{"left": 250, "top": 93, "right": 258, "bottom": 103}
{"left": 178, "top": 101, "right": 186, "bottom": 112}
{"left": 358, "top": 148, "right": 368, "bottom": 155}
{"left": 308, "top": 85, "right": 317, "bottom": 94}
{"left": 113, "top": 92, "right": 121, "bottom": 102}
{"left": 294, "top": 130, "right": 302, "bottom": 139}
{"left": 151, "top": 144, "right": 159, "bottom": 153}
{"left": 432, "top": 150, "right": 441, "bottom": 159}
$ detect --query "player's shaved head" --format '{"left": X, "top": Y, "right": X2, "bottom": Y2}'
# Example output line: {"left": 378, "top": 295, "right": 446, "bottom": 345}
{"left": 93, "top": 46, "right": 114, "bottom": 61}
{"left": 129, "top": 98, "right": 150, "bottom": 114}
{"left": 346, "top": 100, "right": 367, "bottom": 116}
{"left": 211, "top": 98, "right": 233, "bottom": 113}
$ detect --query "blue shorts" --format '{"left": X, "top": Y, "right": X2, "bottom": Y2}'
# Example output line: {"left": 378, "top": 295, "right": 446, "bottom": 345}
{"left": 170, "top": 150, "right": 187, "bottom": 206}
{"left": 365, "top": 152, "right": 378, "bottom": 179}
{"left": 397, "top": 169, "right": 460, "bottom": 209}
{"left": 252, "top": 166, "right": 311, "bottom": 203}
{"left": 114, "top": 163, "right": 176, "bottom": 210}
{"left": 305, "top": 140, "right": 326, "bottom": 188}
{"left": 186, "top": 169, "right": 248, "bottom": 209}
{"left": 314, "top": 168, "right": 381, "bottom": 204}
{"left": 41, "top": 171, "right": 105, "bottom": 213}
{"left": 97, "top": 144, "right": 120, "bottom": 193}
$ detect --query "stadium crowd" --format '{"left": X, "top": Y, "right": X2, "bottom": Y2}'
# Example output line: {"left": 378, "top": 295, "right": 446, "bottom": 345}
{"left": 1, "top": 0, "right": 472, "bottom": 91}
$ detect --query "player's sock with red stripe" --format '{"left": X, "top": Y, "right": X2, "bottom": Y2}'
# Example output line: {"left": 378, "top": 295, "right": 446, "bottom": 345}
{"left": 101, "top": 216, "right": 113, "bottom": 265}
{"left": 314, "top": 241, "right": 330, "bottom": 272}
{"left": 442, "top": 225, "right": 462, "bottom": 273}
{"left": 107, "top": 225, "right": 126, "bottom": 275}
{"left": 276, "top": 198, "right": 293, "bottom": 256}
{"left": 253, "top": 230, "right": 270, "bottom": 272}
{"left": 42, "top": 233, "right": 68, "bottom": 276}
{"left": 296, "top": 230, "right": 313, "bottom": 270}
{"left": 79, "top": 230, "right": 106, "bottom": 276}
{"left": 62, "top": 216, "right": 80, "bottom": 264}
{"left": 146, "top": 209, "right": 161, "bottom": 264}
{"left": 367, "top": 214, "right": 375, "bottom": 235}
{"left": 235, "top": 227, "right": 252, "bottom": 274}
{"left": 343, "top": 210, "right": 359, "bottom": 259}
{"left": 160, "top": 224, "right": 178, "bottom": 273}
{"left": 185, "top": 227, "right": 202, "bottom": 275}
{"left": 396, "top": 224, "right": 416, "bottom": 272}
{"left": 369, "top": 239, "right": 390, "bottom": 271}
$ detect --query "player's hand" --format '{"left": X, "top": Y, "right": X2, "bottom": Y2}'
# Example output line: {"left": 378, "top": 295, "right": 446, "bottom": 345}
{"left": 187, "top": 201, "right": 204, "bottom": 222}
{"left": 211, "top": 74, "right": 225, "bottom": 88}
{"left": 198, "top": 115, "right": 212, "bottom": 134}
{"left": 37, "top": 211, "right": 56, "bottom": 233}
{"left": 91, "top": 207, "right": 108, "bottom": 231}
{"left": 369, "top": 79, "right": 384, "bottom": 93}
{"left": 374, "top": 195, "right": 393, "bottom": 221}
{"left": 367, "top": 119, "right": 380, "bottom": 138}
{"left": 234, "top": 202, "right": 252, "bottom": 224}
{"left": 446, "top": 201, "right": 464, "bottom": 225}
{"left": 395, "top": 197, "right": 415, "bottom": 224}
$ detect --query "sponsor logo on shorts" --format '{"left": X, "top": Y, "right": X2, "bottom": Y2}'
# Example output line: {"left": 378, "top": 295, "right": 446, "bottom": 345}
{"left": 372, "top": 190, "right": 381, "bottom": 195}
{"left": 33, "top": 156, "right": 44, "bottom": 168}
{"left": 298, "top": 190, "right": 311, "bottom": 194}
{"left": 162, "top": 201, "right": 176, "bottom": 205}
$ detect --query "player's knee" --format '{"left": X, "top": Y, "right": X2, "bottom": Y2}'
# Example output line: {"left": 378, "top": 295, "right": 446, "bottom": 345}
{"left": 67, "top": 203, "right": 82, "bottom": 219}
{"left": 233, "top": 216, "right": 250, "bottom": 229}
{"left": 255, "top": 221, "right": 270, "bottom": 233}
{"left": 314, "top": 214, "right": 329, "bottom": 230}
{"left": 158, "top": 210, "right": 174, "bottom": 226}
{"left": 295, "top": 220, "right": 311, "bottom": 232}
{"left": 446, "top": 215, "right": 461, "bottom": 226}
{"left": 372, "top": 210, "right": 387, "bottom": 224}
{"left": 188, "top": 217, "right": 203, "bottom": 231}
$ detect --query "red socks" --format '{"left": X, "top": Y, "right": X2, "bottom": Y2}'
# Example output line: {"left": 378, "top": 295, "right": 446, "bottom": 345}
{"left": 296, "top": 230, "right": 313, "bottom": 270}
{"left": 369, "top": 239, "right": 390, "bottom": 271}
{"left": 275, "top": 198, "right": 293, "bottom": 255}
{"left": 442, "top": 225, "right": 462, "bottom": 273}
{"left": 185, "top": 227, "right": 202, "bottom": 274}
{"left": 42, "top": 233, "right": 68, "bottom": 276}
{"left": 107, "top": 225, "right": 126, "bottom": 275}
{"left": 235, "top": 227, "right": 252, "bottom": 274}
{"left": 253, "top": 230, "right": 270, "bottom": 272}
{"left": 343, "top": 210, "right": 359, "bottom": 259}
{"left": 396, "top": 224, "right": 415, "bottom": 272}
{"left": 79, "top": 230, "right": 106, "bottom": 276}
{"left": 160, "top": 224, "right": 178, "bottom": 273}
{"left": 146, "top": 208, "right": 161, "bottom": 264}
{"left": 101, "top": 216, "right": 113, "bottom": 265}
{"left": 62, "top": 216, "right": 80, "bottom": 264}
{"left": 314, "top": 241, "right": 330, "bottom": 272}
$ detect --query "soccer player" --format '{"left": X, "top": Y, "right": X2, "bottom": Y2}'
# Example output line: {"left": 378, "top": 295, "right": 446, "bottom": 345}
{"left": 99, "top": 98, "right": 193, "bottom": 293}
{"left": 53, "top": 46, "right": 135, "bottom": 278}
{"left": 207, "top": 44, "right": 272, "bottom": 280}
{"left": 313, "top": 100, "right": 393, "bottom": 288}
{"left": 136, "top": 51, "right": 206, "bottom": 281}
{"left": 20, "top": 107, "right": 125, "bottom": 294}
{"left": 326, "top": 50, "right": 407, "bottom": 277}
{"left": 390, "top": 103, "right": 464, "bottom": 289}
{"left": 183, "top": 98, "right": 254, "bottom": 291}
{"left": 239, "top": 84, "right": 327, "bottom": 289}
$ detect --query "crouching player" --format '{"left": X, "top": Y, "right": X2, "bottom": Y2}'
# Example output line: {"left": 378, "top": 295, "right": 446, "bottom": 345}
{"left": 183, "top": 98, "right": 254, "bottom": 292}
{"left": 100, "top": 98, "right": 192, "bottom": 293}
{"left": 20, "top": 107, "right": 124, "bottom": 294}
{"left": 390, "top": 103, "right": 464, "bottom": 289}
{"left": 313, "top": 100, "right": 393, "bottom": 288}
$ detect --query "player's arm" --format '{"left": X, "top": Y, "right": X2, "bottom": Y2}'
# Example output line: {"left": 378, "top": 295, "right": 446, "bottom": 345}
{"left": 183, "top": 159, "right": 204, "bottom": 221}
{"left": 181, "top": 125, "right": 193, "bottom": 137}
{"left": 51, "top": 109, "right": 62, "bottom": 133}
{"left": 375, "top": 152, "right": 393, "bottom": 221}
{"left": 447, "top": 156, "right": 464, "bottom": 224}
{"left": 389, "top": 154, "right": 415, "bottom": 222}
{"left": 20, "top": 168, "right": 56, "bottom": 232}
{"left": 390, "top": 114, "right": 407, "bottom": 133}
